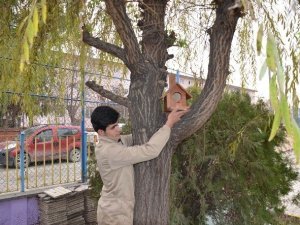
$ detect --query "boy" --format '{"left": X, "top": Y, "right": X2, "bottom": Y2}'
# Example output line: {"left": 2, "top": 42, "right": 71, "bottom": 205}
{"left": 91, "top": 106, "right": 188, "bottom": 225}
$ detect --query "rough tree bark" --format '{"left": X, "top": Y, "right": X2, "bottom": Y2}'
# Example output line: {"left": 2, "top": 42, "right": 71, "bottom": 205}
{"left": 83, "top": 0, "right": 242, "bottom": 224}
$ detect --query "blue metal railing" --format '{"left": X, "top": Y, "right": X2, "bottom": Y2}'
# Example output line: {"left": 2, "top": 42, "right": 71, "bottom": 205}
{"left": 81, "top": 131, "right": 88, "bottom": 183}
{"left": 0, "top": 132, "right": 94, "bottom": 194}
{"left": 20, "top": 132, "right": 25, "bottom": 192}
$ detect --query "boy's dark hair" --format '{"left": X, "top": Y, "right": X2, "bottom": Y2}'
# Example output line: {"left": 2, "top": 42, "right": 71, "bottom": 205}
{"left": 91, "top": 106, "right": 120, "bottom": 132}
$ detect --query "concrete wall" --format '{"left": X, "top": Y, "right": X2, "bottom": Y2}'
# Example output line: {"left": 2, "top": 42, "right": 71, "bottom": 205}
{"left": 0, "top": 196, "right": 39, "bottom": 225}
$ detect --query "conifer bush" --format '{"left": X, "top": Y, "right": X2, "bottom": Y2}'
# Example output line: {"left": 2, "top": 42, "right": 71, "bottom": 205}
{"left": 170, "top": 92, "right": 298, "bottom": 225}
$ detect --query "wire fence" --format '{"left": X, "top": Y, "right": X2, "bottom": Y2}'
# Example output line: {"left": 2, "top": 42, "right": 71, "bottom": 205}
{"left": 0, "top": 56, "right": 131, "bottom": 196}
{"left": 0, "top": 83, "right": 129, "bottom": 197}
{"left": 0, "top": 126, "right": 97, "bottom": 195}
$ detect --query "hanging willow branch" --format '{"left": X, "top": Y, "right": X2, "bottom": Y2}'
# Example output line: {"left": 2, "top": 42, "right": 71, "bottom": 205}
{"left": 19, "top": 0, "right": 47, "bottom": 72}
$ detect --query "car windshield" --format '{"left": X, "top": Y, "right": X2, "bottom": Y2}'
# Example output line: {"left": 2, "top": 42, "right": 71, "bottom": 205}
{"left": 15, "top": 125, "right": 46, "bottom": 140}
{"left": 24, "top": 125, "right": 47, "bottom": 138}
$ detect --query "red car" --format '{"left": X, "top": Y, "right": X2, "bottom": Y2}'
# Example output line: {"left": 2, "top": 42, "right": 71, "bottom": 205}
{"left": 0, "top": 125, "right": 82, "bottom": 167}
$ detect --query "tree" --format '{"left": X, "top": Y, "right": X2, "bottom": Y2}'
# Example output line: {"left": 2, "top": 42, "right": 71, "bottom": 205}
{"left": 1, "top": 0, "right": 300, "bottom": 224}
{"left": 0, "top": 100, "right": 22, "bottom": 128}
{"left": 82, "top": 1, "right": 241, "bottom": 224}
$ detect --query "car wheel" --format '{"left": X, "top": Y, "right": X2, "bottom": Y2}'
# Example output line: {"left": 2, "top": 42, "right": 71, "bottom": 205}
{"left": 13, "top": 153, "right": 31, "bottom": 168}
{"left": 69, "top": 148, "right": 81, "bottom": 162}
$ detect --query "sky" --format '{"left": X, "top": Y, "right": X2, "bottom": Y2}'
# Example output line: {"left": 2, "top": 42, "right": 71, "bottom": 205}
{"left": 166, "top": 1, "right": 300, "bottom": 104}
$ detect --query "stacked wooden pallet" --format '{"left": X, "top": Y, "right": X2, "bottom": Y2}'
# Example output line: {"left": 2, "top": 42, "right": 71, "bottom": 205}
{"left": 83, "top": 191, "right": 98, "bottom": 225}
{"left": 38, "top": 185, "right": 98, "bottom": 225}
{"left": 66, "top": 191, "right": 85, "bottom": 225}
{"left": 39, "top": 194, "right": 68, "bottom": 225}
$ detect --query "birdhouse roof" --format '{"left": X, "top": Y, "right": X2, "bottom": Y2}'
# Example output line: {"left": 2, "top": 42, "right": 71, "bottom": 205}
{"left": 163, "top": 83, "right": 192, "bottom": 99}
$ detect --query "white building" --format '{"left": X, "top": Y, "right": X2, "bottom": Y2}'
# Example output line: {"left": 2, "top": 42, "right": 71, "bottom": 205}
{"left": 167, "top": 72, "right": 258, "bottom": 102}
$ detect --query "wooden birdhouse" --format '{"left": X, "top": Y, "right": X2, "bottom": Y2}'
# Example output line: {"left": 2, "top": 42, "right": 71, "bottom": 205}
{"left": 163, "top": 73, "right": 192, "bottom": 112}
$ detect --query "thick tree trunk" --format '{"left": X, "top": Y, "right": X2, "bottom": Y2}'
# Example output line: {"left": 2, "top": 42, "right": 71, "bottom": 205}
{"left": 132, "top": 2, "right": 241, "bottom": 225}
{"left": 128, "top": 68, "right": 171, "bottom": 225}
{"left": 134, "top": 143, "right": 173, "bottom": 225}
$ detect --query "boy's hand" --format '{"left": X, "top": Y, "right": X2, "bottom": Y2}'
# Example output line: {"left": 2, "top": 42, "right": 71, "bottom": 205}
{"left": 165, "top": 106, "right": 189, "bottom": 128}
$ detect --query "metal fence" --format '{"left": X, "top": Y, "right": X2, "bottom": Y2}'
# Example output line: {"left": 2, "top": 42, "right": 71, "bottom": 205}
{"left": 0, "top": 57, "right": 129, "bottom": 196}
{"left": 0, "top": 129, "right": 96, "bottom": 195}
{"left": 0, "top": 89, "right": 127, "bottom": 196}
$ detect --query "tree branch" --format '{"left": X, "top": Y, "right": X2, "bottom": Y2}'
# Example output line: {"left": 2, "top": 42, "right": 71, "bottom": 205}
{"left": 104, "top": 0, "right": 142, "bottom": 64}
{"left": 86, "top": 80, "right": 129, "bottom": 107}
{"left": 170, "top": 0, "right": 242, "bottom": 145}
{"left": 82, "top": 27, "right": 128, "bottom": 65}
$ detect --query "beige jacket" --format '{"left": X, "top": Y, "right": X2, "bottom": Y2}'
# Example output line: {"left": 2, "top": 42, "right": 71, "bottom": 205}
{"left": 95, "top": 125, "right": 171, "bottom": 225}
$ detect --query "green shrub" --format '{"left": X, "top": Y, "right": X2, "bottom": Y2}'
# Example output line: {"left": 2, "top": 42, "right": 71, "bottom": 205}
{"left": 88, "top": 151, "right": 102, "bottom": 199}
{"left": 170, "top": 92, "right": 298, "bottom": 225}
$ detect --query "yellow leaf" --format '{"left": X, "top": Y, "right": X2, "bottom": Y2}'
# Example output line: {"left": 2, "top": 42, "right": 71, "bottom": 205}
{"left": 33, "top": 7, "right": 39, "bottom": 36}
{"left": 26, "top": 20, "right": 34, "bottom": 47}
{"left": 20, "top": 60, "right": 25, "bottom": 72}
{"left": 266, "top": 34, "right": 277, "bottom": 72}
{"left": 256, "top": 24, "right": 263, "bottom": 56}
{"left": 268, "top": 108, "right": 281, "bottom": 141}
{"left": 41, "top": 0, "right": 47, "bottom": 23}
{"left": 23, "top": 41, "right": 30, "bottom": 62}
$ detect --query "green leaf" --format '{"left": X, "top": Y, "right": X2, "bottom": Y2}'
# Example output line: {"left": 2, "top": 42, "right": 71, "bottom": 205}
{"left": 266, "top": 34, "right": 277, "bottom": 72}
{"left": 41, "top": 0, "right": 47, "bottom": 23}
{"left": 33, "top": 7, "right": 39, "bottom": 36}
{"left": 177, "top": 39, "right": 188, "bottom": 48}
{"left": 276, "top": 63, "right": 285, "bottom": 92}
{"left": 268, "top": 75, "right": 281, "bottom": 141}
{"left": 269, "top": 75, "right": 279, "bottom": 110}
{"left": 259, "top": 60, "right": 267, "bottom": 80}
{"left": 281, "top": 94, "right": 292, "bottom": 134}
{"left": 256, "top": 24, "right": 263, "bottom": 55}
{"left": 292, "top": 119, "right": 300, "bottom": 163}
